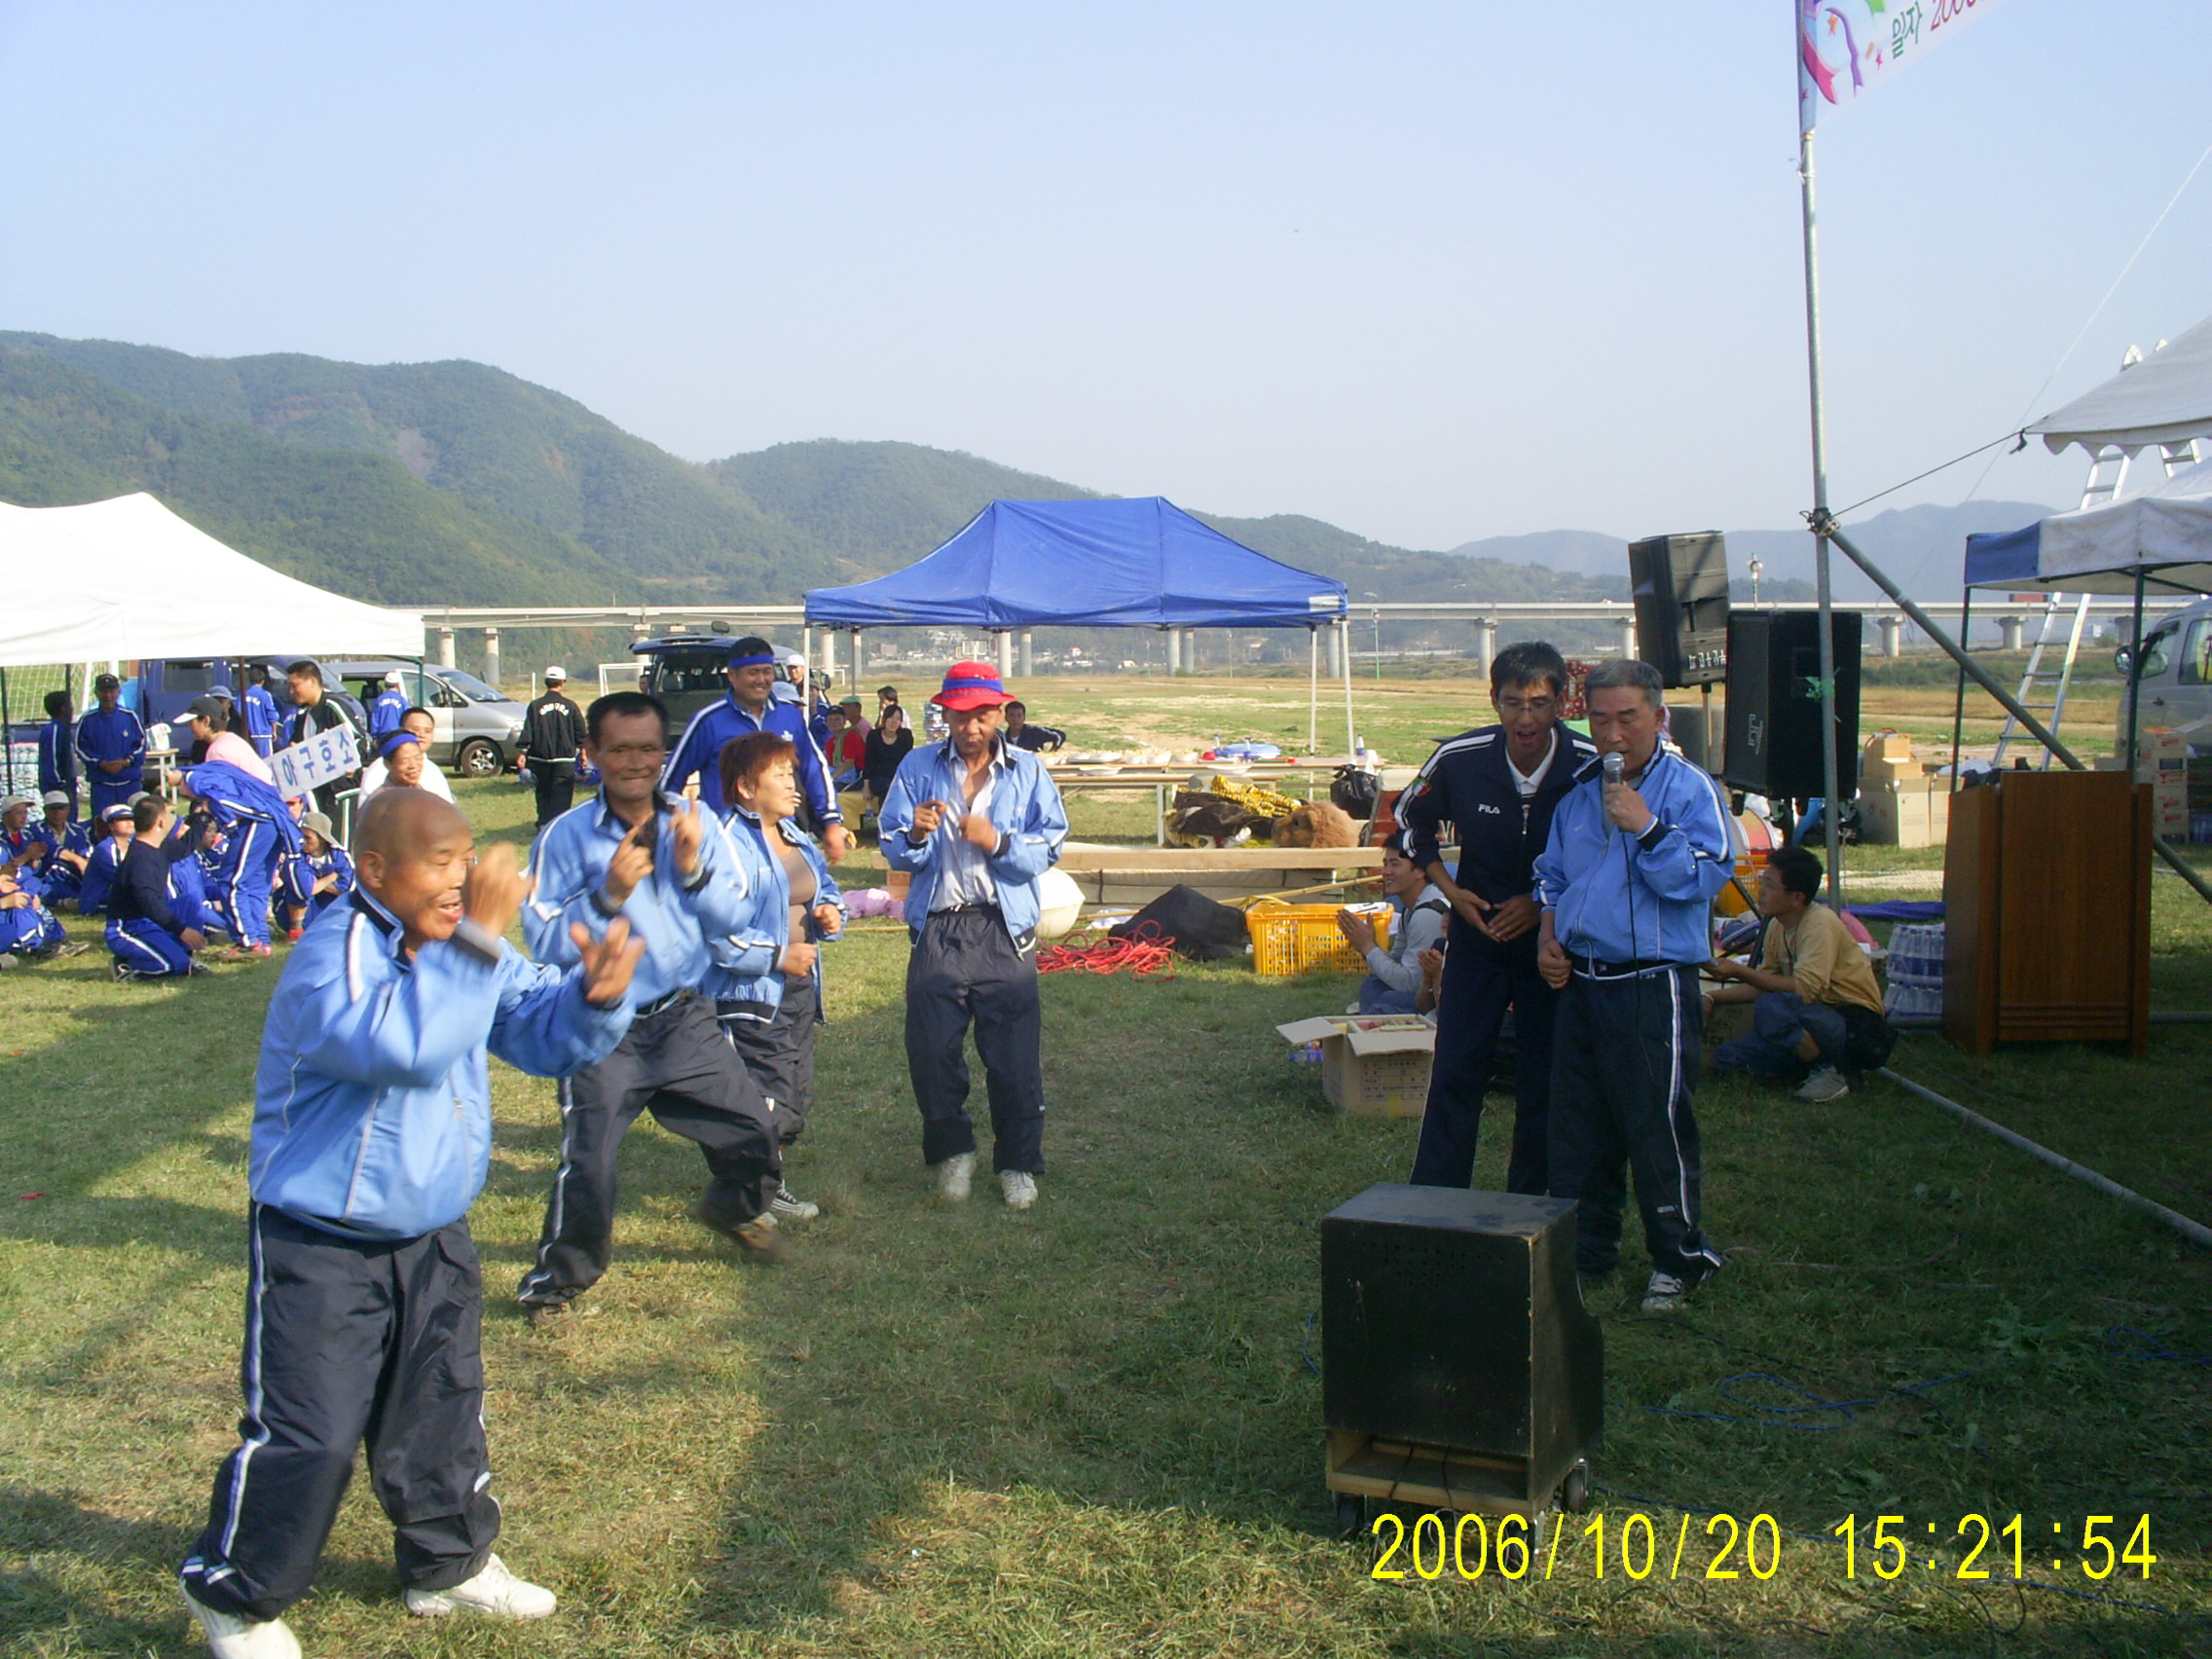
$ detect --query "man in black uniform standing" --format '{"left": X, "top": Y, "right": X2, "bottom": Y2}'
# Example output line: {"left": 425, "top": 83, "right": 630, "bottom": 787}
{"left": 520, "top": 666, "right": 586, "bottom": 831}
{"left": 1397, "top": 642, "right": 1594, "bottom": 1196}
{"left": 285, "top": 659, "right": 367, "bottom": 821}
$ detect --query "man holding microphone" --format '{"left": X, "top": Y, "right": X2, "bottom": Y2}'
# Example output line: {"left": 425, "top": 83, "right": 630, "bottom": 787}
{"left": 1532, "top": 659, "right": 1733, "bottom": 1312}
{"left": 879, "top": 662, "right": 1067, "bottom": 1210}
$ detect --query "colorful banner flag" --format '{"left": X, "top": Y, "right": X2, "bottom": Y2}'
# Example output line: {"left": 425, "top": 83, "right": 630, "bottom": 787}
{"left": 1798, "top": 0, "right": 2009, "bottom": 129}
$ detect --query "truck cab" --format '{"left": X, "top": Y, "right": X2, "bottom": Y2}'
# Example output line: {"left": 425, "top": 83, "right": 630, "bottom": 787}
{"left": 631, "top": 635, "right": 745, "bottom": 731}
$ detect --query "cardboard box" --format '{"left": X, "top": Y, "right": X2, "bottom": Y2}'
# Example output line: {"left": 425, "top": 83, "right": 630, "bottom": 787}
{"left": 1856, "top": 777, "right": 1951, "bottom": 848}
{"left": 2139, "top": 728, "right": 2190, "bottom": 835}
{"left": 1277, "top": 1014, "right": 1434, "bottom": 1118}
{"left": 1861, "top": 730, "right": 1917, "bottom": 783}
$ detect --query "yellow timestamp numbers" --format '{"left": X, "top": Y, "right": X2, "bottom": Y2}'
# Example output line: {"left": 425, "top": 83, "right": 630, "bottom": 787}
{"left": 1368, "top": 1510, "right": 2159, "bottom": 1583}
{"left": 1833, "top": 1514, "right": 2157, "bottom": 1581}
{"left": 1371, "top": 1510, "right": 1790, "bottom": 1582}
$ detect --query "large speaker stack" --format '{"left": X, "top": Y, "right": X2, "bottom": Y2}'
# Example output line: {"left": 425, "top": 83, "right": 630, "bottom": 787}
{"left": 1628, "top": 532, "right": 1731, "bottom": 770}
{"left": 1628, "top": 532, "right": 1731, "bottom": 687}
{"left": 1721, "top": 609, "right": 1863, "bottom": 799}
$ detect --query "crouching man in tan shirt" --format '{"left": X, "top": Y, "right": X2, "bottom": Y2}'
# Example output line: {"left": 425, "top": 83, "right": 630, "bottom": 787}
{"left": 1705, "top": 845, "right": 1888, "bottom": 1103}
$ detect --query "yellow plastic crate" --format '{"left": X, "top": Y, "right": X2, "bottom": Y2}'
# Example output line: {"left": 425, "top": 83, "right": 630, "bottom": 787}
{"left": 1247, "top": 903, "right": 1392, "bottom": 977}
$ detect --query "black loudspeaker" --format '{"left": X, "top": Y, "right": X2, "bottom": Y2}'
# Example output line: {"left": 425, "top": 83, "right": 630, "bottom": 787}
{"left": 1322, "top": 1184, "right": 1602, "bottom": 1518}
{"left": 1628, "top": 532, "right": 1731, "bottom": 687}
{"left": 1665, "top": 701, "right": 1719, "bottom": 774}
{"left": 1722, "top": 609, "right": 1862, "bottom": 799}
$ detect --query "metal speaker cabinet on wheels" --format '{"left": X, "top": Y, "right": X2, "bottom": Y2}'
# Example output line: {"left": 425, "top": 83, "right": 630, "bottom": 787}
{"left": 1321, "top": 1184, "right": 1602, "bottom": 1528}
{"left": 1628, "top": 532, "right": 1732, "bottom": 687}
{"left": 1721, "top": 608, "right": 1862, "bottom": 800}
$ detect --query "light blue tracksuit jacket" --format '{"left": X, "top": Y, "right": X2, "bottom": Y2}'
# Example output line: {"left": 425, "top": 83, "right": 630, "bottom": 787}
{"left": 248, "top": 889, "right": 635, "bottom": 1238}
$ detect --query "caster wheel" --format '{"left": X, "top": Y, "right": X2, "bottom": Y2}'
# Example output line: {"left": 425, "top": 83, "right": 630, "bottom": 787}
{"left": 1334, "top": 1493, "right": 1366, "bottom": 1534}
{"left": 1559, "top": 1461, "right": 1592, "bottom": 1516}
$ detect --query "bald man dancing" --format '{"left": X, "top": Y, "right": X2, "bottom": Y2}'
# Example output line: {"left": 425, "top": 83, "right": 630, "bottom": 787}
{"left": 177, "top": 792, "right": 645, "bottom": 1659}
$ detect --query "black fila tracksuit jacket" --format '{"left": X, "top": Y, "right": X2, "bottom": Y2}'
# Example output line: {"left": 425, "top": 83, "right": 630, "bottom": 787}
{"left": 1392, "top": 723, "right": 1598, "bottom": 963}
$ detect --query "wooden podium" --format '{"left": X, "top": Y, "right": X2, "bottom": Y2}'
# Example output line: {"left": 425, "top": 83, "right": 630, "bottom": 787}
{"left": 1942, "top": 770, "right": 2151, "bottom": 1056}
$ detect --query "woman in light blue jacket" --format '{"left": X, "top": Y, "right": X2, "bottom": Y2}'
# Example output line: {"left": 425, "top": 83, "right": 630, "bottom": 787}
{"left": 708, "top": 731, "right": 844, "bottom": 1221}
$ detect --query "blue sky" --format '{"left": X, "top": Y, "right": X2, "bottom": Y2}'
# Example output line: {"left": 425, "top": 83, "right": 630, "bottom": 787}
{"left": 2, "top": 2, "right": 2206, "bottom": 549}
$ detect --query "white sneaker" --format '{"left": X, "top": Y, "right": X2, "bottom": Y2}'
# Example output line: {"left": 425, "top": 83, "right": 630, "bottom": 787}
{"left": 938, "top": 1151, "right": 977, "bottom": 1201}
{"left": 1793, "top": 1066, "right": 1850, "bottom": 1104}
{"left": 769, "top": 1183, "right": 820, "bottom": 1221}
{"left": 1001, "top": 1171, "right": 1038, "bottom": 1210}
{"left": 402, "top": 1554, "right": 557, "bottom": 1620}
{"left": 180, "top": 1588, "right": 300, "bottom": 1659}
{"left": 1641, "top": 1271, "right": 1690, "bottom": 1312}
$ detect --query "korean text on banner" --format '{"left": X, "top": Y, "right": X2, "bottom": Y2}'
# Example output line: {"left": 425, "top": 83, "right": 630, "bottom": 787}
{"left": 270, "top": 723, "right": 360, "bottom": 800}
{"left": 1798, "top": 0, "right": 2009, "bottom": 129}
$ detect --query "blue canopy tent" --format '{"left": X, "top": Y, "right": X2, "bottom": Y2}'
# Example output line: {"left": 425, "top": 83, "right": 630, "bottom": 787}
{"left": 1964, "top": 456, "right": 2212, "bottom": 598}
{"left": 804, "top": 497, "right": 1359, "bottom": 751}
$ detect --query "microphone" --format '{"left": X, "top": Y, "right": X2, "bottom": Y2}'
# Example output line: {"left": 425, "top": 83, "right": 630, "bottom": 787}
{"left": 1602, "top": 752, "right": 1625, "bottom": 786}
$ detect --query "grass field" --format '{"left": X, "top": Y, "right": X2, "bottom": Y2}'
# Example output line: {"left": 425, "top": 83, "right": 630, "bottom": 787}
{"left": 2, "top": 677, "right": 2208, "bottom": 1658}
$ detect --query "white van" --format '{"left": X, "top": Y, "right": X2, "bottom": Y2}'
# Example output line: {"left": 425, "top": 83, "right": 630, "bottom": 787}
{"left": 323, "top": 659, "right": 528, "bottom": 778}
{"left": 2118, "top": 598, "right": 2212, "bottom": 749}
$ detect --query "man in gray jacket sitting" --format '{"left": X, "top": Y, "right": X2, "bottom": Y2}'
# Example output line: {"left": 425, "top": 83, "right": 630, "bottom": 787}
{"left": 1338, "top": 845, "right": 1451, "bottom": 1014}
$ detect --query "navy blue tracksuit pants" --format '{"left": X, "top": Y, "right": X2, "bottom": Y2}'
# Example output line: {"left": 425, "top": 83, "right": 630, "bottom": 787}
{"left": 1408, "top": 918, "right": 1557, "bottom": 1196}
{"left": 905, "top": 906, "right": 1045, "bottom": 1173}
{"left": 1547, "top": 964, "right": 1723, "bottom": 1281}
{"left": 518, "top": 990, "right": 781, "bottom": 1308}
{"left": 107, "top": 916, "right": 193, "bottom": 977}
{"left": 180, "top": 1205, "right": 499, "bottom": 1622}
{"left": 719, "top": 974, "right": 820, "bottom": 1148}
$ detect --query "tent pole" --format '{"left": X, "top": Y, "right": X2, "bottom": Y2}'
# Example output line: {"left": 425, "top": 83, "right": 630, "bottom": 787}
{"left": 2126, "top": 568, "right": 2146, "bottom": 774}
{"left": 1821, "top": 519, "right": 2080, "bottom": 767}
{"left": 1308, "top": 626, "right": 1318, "bottom": 754}
{"left": 1949, "top": 586, "right": 1972, "bottom": 791}
{"left": 1, "top": 669, "right": 12, "bottom": 793}
{"left": 1798, "top": 118, "right": 1845, "bottom": 908}
{"left": 1340, "top": 619, "right": 1355, "bottom": 756}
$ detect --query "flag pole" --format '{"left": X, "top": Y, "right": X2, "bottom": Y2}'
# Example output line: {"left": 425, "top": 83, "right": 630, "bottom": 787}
{"left": 1798, "top": 115, "right": 1846, "bottom": 908}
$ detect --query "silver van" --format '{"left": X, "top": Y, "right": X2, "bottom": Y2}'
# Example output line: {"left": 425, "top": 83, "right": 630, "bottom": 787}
{"left": 2117, "top": 599, "right": 2212, "bottom": 750}
{"left": 324, "top": 659, "right": 529, "bottom": 778}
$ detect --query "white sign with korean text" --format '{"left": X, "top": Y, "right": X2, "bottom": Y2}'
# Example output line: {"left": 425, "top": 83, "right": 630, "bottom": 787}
{"left": 1799, "top": 0, "right": 2010, "bottom": 130}
{"left": 270, "top": 724, "right": 360, "bottom": 799}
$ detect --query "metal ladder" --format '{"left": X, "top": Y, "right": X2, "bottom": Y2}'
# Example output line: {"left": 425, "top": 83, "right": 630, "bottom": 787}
{"left": 1990, "top": 593, "right": 2094, "bottom": 770}
{"left": 1988, "top": 434, "right": 2200, "bottom": 768}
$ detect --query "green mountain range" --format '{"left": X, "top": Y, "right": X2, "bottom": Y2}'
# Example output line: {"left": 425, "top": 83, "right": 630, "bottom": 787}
{"left": 0, "top": 332, "right": 1620, "bottom": 610}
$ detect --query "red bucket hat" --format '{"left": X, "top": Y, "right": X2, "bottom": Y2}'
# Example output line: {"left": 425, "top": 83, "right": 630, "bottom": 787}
{"left": 931, "top": 660, "right": 1013, "bottom": 711}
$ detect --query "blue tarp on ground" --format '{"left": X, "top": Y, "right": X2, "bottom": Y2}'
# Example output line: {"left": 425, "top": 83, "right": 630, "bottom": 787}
{"left": 802, "top": 498, "right": 1351, "bottom": 630}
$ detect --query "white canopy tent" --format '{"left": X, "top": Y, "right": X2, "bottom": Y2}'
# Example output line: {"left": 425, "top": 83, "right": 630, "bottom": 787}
{"left": 2029, "top": 314, "right": 2212, "bottom": 457}
{"left": 0, "top": 493, "right": 422, "bottom": 667}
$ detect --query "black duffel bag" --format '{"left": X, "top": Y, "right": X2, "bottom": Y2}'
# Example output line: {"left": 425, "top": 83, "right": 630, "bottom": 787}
{"left": 1330, "top": 764, "right": 1382, "bottom": 822}
{"left": 1108, "top": 884, "right": 1251, "bottom": 961}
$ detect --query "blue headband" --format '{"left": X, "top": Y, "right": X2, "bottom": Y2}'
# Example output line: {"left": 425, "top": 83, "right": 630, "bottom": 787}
{"left": 378, "top": 731, "right": 421, "bottom": 759}
{"left": 726, "top": 650, "right": 778, "bottom": 669}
